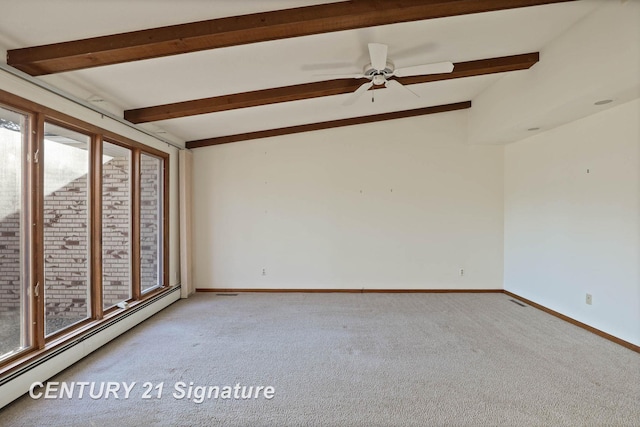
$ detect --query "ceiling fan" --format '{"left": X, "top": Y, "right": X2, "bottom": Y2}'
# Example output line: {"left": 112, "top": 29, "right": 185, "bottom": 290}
{"left": 325, "top": 43, "right": 454, "bottom": 106}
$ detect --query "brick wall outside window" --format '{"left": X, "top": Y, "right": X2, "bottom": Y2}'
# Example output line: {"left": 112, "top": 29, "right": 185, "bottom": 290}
{"left": 102, "top": 156, "right": 132, "bottom": 308}
{"left": 140, "top": 154, "right": 161, "bottom": 292}
{"left": 0, "top": 156, "right": 159, "bottom": 319}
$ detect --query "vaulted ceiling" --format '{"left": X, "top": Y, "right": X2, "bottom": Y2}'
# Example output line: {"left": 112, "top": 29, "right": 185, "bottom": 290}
{"left": 1, "top": 0, "right": 637, "bottom": 148}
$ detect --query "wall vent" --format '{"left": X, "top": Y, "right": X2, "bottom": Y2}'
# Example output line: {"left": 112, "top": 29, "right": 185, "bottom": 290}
{"left": 510, "top": 299, "right": 527, "bottom": 307}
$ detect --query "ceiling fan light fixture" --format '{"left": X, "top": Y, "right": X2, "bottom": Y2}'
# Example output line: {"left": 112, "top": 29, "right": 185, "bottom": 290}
{"left": 372, "top": 74, "right": 387, "bottom": 85}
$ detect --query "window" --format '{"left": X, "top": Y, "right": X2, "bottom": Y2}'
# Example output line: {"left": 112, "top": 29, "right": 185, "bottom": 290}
{"left": 0, "top": 90, "right": 169, "bottom": 371}
{"left": 0, "top": 106, "right": 31, "bottom": 362}
{"left": 43, "top": 123, "right": 91, "bottom": 336}
{"left": 140, "top": 153, "right": 163, "bottom": 293}
{"left": 102, "top": 142, "right": 132, "bottom": 309}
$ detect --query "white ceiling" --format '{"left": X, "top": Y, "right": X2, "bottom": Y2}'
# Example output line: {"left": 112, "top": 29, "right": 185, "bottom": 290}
{"left": 1, "top": 0, "right": 638, "bottom": 146}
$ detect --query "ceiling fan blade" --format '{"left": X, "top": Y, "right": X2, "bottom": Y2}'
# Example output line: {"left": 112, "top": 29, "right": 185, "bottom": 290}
{"left": 368, "top": 43, "right": 388, "bottom": 71}
{"left": 385, "top": 79, "right": 420, "bottom": 98}
{"left": 394, "top": 61, "right": 454, "bottom": 77}
{"left": 342, "top": 81, "right": 373, "bottom": 106}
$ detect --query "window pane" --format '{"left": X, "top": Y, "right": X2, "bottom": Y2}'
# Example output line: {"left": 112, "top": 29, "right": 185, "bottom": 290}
{"left": 140, "top": 153, "right": 163, "bottom": 293}
{"left": 0, "top": 107, "right": 31, "bottom": 360}
{"left": 102, "top": 142, "right": 132, "bottom": 309}
{"left": 43, "top": 123, "right": 91, "bottom": 336}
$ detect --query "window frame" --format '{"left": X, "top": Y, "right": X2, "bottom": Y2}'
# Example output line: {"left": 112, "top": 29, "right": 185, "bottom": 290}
{"left": 0, "top": 89, "right": 170, "bottom": 374}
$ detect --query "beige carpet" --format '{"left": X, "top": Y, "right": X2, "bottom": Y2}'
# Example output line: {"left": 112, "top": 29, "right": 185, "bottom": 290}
{"left": 1, "top": 292, "right": 638, "bottom": 426}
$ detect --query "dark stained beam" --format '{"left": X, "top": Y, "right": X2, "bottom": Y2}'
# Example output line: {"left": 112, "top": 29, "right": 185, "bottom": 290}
{"left": 126, "top": 53, "right": 537, "bottom": 123}
{"left": 126, "top": 79, "right": 360, "bottom": 124}
{"left": 7, "top": 0, "right": 574, "bottom": 75}
{"left": 186, "top": 101, "right": 472, "bottom": 148}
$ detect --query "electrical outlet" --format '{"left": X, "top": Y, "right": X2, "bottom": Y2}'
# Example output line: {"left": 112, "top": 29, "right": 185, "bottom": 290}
{"left": 262, "top": 268, "right": 266, "bottom": 276}
{"left": 586, "top": 293, "right": 592, "bottom": 305}
{"left": 459, "top": 268, "right": 464, "bottom": 277}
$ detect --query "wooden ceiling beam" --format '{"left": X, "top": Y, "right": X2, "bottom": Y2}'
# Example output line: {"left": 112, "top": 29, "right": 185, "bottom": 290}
{"left": 125, "top": 53, "right": 537, "bottom": 124}
{"left": 7, "top": 0, "right": 573, "bottom": 75}
{"left": 186, "top": 101, "right": 472, "bottom": 148}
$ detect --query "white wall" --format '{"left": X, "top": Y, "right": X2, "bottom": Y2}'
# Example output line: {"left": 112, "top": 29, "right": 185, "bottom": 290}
{"left": 179, "top": 149, "right": 195, "bottom": 297}
{"left": 504, "top": 99, "right": 640, "bottom": 346}
{"left": 193, "top": 110, "right": 504, "bottom": 290}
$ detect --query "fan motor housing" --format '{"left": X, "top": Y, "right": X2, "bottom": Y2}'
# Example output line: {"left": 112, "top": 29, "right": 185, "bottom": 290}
{"left": 363, "top": 62, "right": 394, "bottom": 85}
